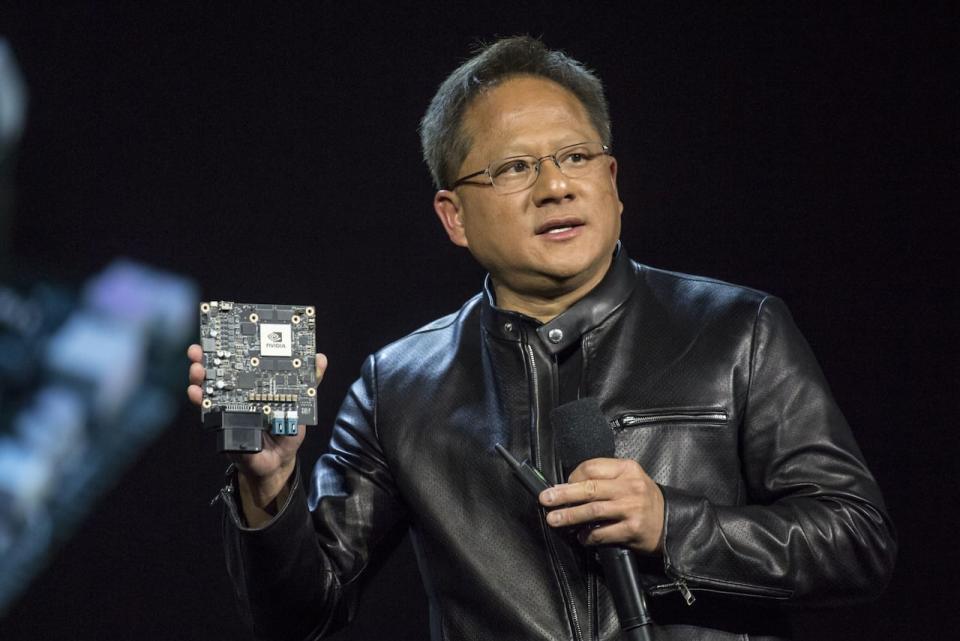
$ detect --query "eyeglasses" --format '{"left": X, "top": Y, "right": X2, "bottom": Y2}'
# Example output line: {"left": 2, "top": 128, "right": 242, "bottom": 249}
{"left": 449, "top": 141, "right": 611, "bottom": 194}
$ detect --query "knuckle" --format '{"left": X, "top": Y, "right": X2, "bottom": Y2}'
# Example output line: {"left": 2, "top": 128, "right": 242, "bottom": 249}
{"left": 585, "top": 479, "right": 599, "bottom": 500}
{"left": 588, "top": 501, "right": 604, "bottom": 521}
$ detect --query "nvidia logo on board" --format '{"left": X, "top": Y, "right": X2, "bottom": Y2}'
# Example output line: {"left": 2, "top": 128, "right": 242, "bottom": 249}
{"left": 259, "top": 323, "right": 292, "bottom": 357}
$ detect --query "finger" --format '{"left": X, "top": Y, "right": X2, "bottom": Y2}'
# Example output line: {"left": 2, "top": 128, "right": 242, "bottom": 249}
{"left": 540, "top": 478, "right": 625, "bottom": 507}
{"left": 187, "top": 384, "right": 204, "bottom": 406}
{"left": 189, "top": 361, "right": 206, "bottom": 385}
{"left": 187, "top": 343, "right": 203, "bottom": 363}
{"left": 315, "top": 352, "right": 328, "bottom": 383}
{"left": 545, "top": 498, "right": 623, "bottom": 528}
{"left": 577, "top": 520, "right": 634, "bottom": 547}
{"left": 568, "top": 457, "right": 639, "bottom": 483}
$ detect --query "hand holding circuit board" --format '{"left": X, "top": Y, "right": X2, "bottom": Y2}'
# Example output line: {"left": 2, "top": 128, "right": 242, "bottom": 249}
{"left": 186, "top": 301, "right": 326, "bottom": 454}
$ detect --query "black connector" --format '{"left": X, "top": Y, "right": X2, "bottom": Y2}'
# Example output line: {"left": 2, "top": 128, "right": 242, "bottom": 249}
{"left": 202, "top": 410, "right": 266, "bottom": 453}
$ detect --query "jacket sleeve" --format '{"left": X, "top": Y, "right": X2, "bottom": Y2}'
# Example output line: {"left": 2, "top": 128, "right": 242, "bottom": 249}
{"left": 659, "top": 295, "right": 897, "bottom": 604}
{"left": 222, "top": 354, "right": 408, "bottom": 640}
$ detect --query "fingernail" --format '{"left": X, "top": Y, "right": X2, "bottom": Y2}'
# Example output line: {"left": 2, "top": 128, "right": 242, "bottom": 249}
{"left": 547, "top": 511, "right": 561, "bottom": 525}
{"left": 541, "top": 489, "right": 555, "bottom": 504}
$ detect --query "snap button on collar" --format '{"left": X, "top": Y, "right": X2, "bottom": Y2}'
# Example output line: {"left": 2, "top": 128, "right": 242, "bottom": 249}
{"left": 547, "top": 328, "right": 563, "bottom": 344}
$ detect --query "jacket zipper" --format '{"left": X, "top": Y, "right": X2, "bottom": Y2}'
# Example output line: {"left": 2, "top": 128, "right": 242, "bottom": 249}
{"left": 611, "top": 410, "right": 727, "bottom": 429}
{"left": 676, "top": 579, "right": 695, "bottom": 605}
{"left": 588, "top": 566, "right": 598, "bottom": 641}
{"left": 647, "top": 574, "right": 697, "bottom": 605}
{"left": 524, "top": 342, "right": 584, "bottom": 641}
{"left": 525, "top": 344, "right": 543, "bottom": 470}
{"left": 210, "top": 463, "right": 237, "bottom": 506}
{"left": 649, "top": 573, "right": 791, "bottom": 603}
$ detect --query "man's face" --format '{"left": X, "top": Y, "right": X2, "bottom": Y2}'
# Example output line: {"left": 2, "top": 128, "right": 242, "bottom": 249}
{"left": 434, "top": 76, "right": 623, "bottom": 306}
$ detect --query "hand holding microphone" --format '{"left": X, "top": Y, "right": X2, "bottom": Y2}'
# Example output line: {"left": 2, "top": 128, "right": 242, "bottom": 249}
{"left": 539, "top": 459, "right": 664, "bottom": 553}
{"left": 540, "top": 398, "right": 665, "bottom": 554}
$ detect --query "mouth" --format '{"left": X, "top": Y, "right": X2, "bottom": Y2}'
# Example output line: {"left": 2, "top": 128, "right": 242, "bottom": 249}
{"left": 535, "top": 217, "right": 585, "bottom": 236}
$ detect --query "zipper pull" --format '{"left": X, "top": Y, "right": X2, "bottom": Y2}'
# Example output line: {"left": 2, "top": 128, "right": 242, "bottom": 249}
{"left": 676, "top": 578, "right": 696, "bottom": 606}
{"left": 211, "top": 463, "right": 238, "bottom": 507}
{"left": 210, "top": 482, "right": 233, "bottom": 507}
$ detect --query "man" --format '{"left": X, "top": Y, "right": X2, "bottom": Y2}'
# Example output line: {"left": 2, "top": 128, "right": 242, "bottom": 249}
{"left": 187, "top": 36, "right": 895, "bottom": 640}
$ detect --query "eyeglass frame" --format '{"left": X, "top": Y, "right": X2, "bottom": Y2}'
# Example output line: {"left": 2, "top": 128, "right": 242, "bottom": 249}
{"left": 447, "top": 141, "right": 612, "bottom": 193}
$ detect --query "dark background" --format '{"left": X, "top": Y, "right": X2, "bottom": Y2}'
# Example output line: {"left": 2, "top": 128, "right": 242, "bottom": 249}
{"left": 1, "top": 2, "right": 957, "bottom": 639}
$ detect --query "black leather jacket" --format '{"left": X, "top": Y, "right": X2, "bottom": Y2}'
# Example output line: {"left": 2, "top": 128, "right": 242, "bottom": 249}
{"left": 221, "top": 248, "right": 896, "bottom": 641}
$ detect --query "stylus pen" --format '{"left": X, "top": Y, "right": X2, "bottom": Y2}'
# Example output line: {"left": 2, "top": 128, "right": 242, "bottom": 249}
{"left": 494, "top": 443, "right": 552, "bottom": 497}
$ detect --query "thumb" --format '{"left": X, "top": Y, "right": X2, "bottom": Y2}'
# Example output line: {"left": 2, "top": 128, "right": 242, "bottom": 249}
{"left": 315, "top": 353, "right": 328, "bottom": 384}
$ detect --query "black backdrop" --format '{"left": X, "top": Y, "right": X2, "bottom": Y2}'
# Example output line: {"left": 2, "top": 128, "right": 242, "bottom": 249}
{"left": 2, "top": 3, "right": 957, "bottom": 639}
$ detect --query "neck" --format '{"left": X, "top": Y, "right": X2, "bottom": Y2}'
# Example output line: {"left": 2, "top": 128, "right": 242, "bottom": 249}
{"left": 492, "top": 263, "right": 611, "bottom": 324}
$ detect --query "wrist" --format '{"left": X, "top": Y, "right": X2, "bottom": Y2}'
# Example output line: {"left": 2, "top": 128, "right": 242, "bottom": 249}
{"left": 238, "top": 460, "right": 295, "bottom": 512}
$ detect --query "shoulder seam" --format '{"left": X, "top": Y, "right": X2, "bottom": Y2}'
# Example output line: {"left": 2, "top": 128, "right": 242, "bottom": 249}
{"left": 744, "top": 294, "right": 773, "bottom": 420}
{"left": 369, "top": 353, "right": 380, "bottom": 442}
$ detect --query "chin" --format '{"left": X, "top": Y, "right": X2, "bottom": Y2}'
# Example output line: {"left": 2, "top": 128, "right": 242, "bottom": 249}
{"left": 531, "top": 262, "right": 601, "bottom": 293}
{"left": 542, "top": 250, "right": 608, "bottom": 282}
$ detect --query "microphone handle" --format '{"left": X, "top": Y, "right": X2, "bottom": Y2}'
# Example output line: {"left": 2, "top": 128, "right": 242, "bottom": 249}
{"left": 597, "top": 546, "right": 655, "bottom": 641}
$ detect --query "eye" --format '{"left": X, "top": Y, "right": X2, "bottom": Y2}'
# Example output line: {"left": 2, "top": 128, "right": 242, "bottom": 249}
{"left": 559, "top": 148, "right": 593, "bottom": 167}
{"left": 493, "top": 158, "right": 533, "bottom": 178}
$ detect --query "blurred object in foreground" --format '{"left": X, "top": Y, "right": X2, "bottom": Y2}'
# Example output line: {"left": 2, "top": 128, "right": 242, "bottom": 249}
{"left": 0, "top": 260, "right": 197, "bottom": 615}
{"left": 0, "top": 37, "right": 28, "bottom": 162}
{"left": 0, "top": 36, "right": 29, "bottom": 278}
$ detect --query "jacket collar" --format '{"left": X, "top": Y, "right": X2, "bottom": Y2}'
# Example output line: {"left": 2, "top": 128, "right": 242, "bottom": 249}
{"left": 481, "top": 243, "right": 635, "bottom": 355}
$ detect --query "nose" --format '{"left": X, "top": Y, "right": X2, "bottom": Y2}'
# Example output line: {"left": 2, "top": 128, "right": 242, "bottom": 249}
{"left": 531, "top": 155, "right": 574, "bottom": 206}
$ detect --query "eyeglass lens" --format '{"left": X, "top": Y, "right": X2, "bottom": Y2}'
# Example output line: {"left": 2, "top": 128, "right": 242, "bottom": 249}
{"left": 490, "top": 142, "right": 607, "bottom": 193}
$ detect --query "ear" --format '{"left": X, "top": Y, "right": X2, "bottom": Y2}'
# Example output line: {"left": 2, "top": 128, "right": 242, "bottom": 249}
{"left": 608, "top": 157, "right": 624, "bottom": 216}
{"left": 434, "top": 190, "right": 469, "bottom": 248}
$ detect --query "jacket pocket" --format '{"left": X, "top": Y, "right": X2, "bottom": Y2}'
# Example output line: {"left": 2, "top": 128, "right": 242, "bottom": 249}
{"left": 610, "top": 407, "right": 728, "bottom": 430}
{"left": 611, "top": 407, "right": 739, "bottom": 505}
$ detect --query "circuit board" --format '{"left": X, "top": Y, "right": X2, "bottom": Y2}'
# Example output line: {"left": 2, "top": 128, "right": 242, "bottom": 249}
{"left": 199, "top": 301, "right": 317, "bottom": 442}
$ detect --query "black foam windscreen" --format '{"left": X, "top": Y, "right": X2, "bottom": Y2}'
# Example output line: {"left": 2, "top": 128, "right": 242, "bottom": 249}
{"left": 552, "top": 398, "right": 615, "bottom": 479}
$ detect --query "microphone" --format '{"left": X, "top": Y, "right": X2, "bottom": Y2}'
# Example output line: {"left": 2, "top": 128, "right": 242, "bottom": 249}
{"left": 552, "top": 398, "right": 655, "bottom": 641}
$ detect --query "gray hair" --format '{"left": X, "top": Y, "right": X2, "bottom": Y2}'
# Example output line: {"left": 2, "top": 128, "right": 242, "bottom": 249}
{"left": 419, "top": 36, "right": 611, "bottom": 190}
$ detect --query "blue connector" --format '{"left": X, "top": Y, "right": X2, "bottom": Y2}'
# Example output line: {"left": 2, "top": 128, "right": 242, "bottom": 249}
{"left": 271, "top": 410, "right": 286, "bottom": 435}
{"left": 285, "top": 410, "right": 298, "bottom": 436}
